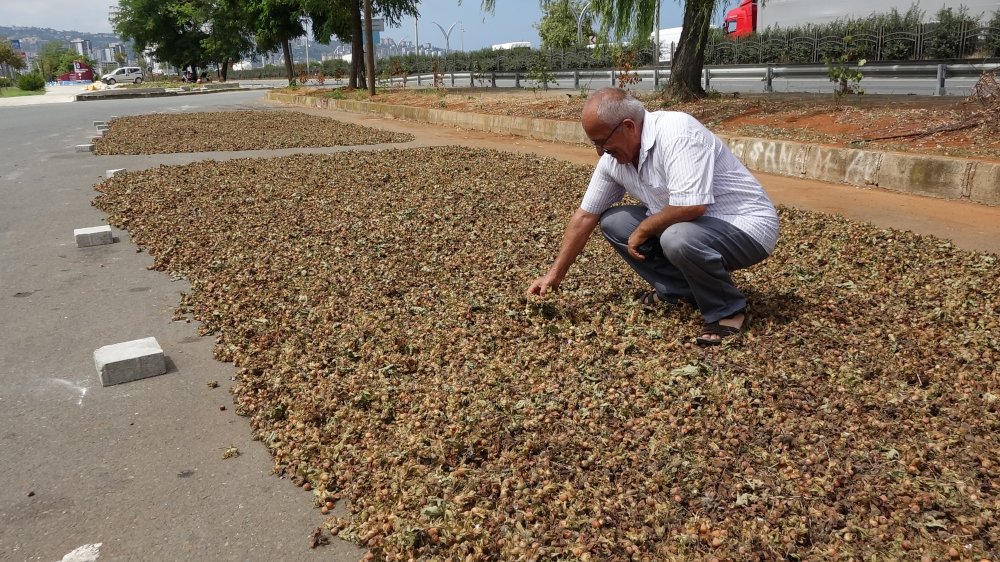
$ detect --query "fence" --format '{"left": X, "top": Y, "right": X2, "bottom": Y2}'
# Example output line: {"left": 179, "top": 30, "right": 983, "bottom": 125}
{"left": 378, "top": 61, "right": 1000, "bottom": 97}
{"left": 370, "top": 20, "right": 1000, "bottom": 79}
{"left": 707, "top": 21, "right": 1000, "bottom": 65}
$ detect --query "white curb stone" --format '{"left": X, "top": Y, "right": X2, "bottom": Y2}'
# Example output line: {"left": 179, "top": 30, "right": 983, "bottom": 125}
{"left": 75, "top": 144, "right": 94, "bottom": 152}
{"left": 94, "top": 337, "right": 167, "bottom": 386}
{"left": 74, "top": 225, "right": 113, "bottom": 247}
{"left": 106, "top": 168, "right": 125, "bottom": 178}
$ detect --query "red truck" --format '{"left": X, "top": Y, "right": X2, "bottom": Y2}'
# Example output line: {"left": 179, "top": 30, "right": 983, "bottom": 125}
{"left": 722, "top": 0, "right": 757, "bottom": 38}
{"left": 724, "top": 0, "right": 999, "bottom": 38}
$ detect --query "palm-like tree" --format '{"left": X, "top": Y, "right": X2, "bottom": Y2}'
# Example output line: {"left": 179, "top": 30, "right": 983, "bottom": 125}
{"left": 478, "top": 0, "right": 722, "bottom": 101}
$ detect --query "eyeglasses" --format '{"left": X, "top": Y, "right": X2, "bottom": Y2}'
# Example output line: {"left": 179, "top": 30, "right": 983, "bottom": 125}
{"left": 592, "top": 120, "right": 625, "bottom": 155}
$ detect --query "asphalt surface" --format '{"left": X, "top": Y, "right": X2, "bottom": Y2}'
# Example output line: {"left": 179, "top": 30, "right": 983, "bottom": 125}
{"left": 3, "top": 86, "right": 998, "bottom": 562}
{"left": 0, "top": 91, "right": 364, "bottom": 562}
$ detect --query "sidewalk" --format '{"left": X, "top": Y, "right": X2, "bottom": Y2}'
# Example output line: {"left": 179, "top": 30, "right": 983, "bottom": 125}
{"left": 0, "top": 84, "right": 83, "bottom": 107}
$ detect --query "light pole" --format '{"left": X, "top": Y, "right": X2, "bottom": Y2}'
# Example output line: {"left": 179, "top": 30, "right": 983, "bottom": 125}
{"left": 414, "top": 16, "right": 420, "bottom": 56}
{"left": 432, "top": 21, "right": 458, "bottom": 54}
{"left": 577, "top": 1, "right": 594, "bottom": 46}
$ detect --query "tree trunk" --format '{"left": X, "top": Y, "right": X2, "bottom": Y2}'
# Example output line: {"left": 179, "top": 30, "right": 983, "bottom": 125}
{"left": 363, "top": 0, "right": 376, "bottom": 96}
{"left": 664, "top": 0, "right": 714, "bottom": 102}
{"left": 350, "top": 0, "right": 362, "bottom": 89}
{"left": 221, "top": 58, "right": 229, "bottom": 82}
{"left": 282, "top": 37, "right": 295, "bottom": 85}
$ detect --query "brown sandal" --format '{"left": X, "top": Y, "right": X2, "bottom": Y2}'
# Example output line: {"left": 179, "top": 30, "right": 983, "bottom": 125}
{"left": 695, "top": 322, "right": 742, "bottom": 346}
{"left": 636, "top": 289, "right": 662, "bottom": 307}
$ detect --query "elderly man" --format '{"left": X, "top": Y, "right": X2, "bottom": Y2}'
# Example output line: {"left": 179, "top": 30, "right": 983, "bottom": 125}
{"left": 527, "top": 87, "right": 779, "bottom": 345}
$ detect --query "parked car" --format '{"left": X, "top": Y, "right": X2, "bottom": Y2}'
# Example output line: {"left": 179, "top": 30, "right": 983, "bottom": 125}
{"left": 101, "top": 66, "right": 145, "bottom": 85}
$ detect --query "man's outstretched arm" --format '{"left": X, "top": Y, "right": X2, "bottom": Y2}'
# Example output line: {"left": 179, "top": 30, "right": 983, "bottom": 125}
{"left": 526, "top": 208, "right": 601, "bottom": 296}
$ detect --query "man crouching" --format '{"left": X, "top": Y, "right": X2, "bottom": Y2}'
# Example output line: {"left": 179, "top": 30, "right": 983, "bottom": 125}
{"left": 526, "top": 87, "right": 779, "bottom": 345}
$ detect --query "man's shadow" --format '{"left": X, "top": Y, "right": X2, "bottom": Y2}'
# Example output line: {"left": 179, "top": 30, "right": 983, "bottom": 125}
{"left": 744, "top": 287, "right": 806, "bottom": 327}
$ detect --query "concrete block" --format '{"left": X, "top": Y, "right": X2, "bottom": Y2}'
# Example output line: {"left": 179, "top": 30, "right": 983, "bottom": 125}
{"left": 876, "top": 153, "right": 968, "bottom": 199}
{"left": 106, "top": 168, "right": 126, "bottom": 178}
{"left": 94, "top": 337, "right": 167, "bottom": 386}
{"left": 968, "top": 161, "right": 1000, "bottom": 206}
{"left": 741, "top": 139, "right": 807, "bottom": 177}
{"left": 723, "top": 136, "right": 748, "bottom": 161}
{"left": 96, "top": 124, "right": 109, "bottom": 131}
{"left": 804, "top": 146, "right": 882, "bottom": 187}
{"left": 74, "top": 225, "right": 113, "bottom": 247}
{"left": 75, "top": 144, "right": 94, "bottom": 153}
{"left": 93, "top": 120, "right": 106, "bottom": 126}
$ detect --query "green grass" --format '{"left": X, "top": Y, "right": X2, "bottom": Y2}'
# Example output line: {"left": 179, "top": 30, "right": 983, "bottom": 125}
{"left": 0, "top": 87, "right": 45, "bottom": 97}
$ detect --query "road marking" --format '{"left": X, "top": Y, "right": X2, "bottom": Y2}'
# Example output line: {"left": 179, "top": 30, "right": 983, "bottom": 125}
{"left": 47, "top": 378, "right": 89, "bottom": 406}
{"left": 60, "top": 543, "right": 102, "bottom": 562}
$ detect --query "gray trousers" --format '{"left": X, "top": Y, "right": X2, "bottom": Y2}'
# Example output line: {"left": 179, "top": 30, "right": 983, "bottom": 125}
{"left": 599, "top": 205, "right": 770, "bottom": 324}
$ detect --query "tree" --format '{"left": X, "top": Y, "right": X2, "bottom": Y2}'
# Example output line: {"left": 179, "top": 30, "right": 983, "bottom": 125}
{"left": 0, "top": 41, "right": 27, "bottom": 87}
{"left": 536, "top": 0, "right": 594, "bottom": 49}
{"left": 249, "top": 0, "right": 308, "bottom": 85}
{"left": 481, "top": 0, "right": 727, "bottom": 101}
{"left": 113, "top": 0, "right": 255, "bottom": 81}
{"left": 113, "top": 0, "right": 210, "bottom": 76}
{"left": 36, "top": 42, "right": 74, "bottom": 81}
{"left": 363, "top": 0, "right": 376, "bottom": 94}
{"left": 310, "top": 0, "right": 418, "bottom": 91}
{"left": 200, "top": 0, "right": 257, "bottom": 81}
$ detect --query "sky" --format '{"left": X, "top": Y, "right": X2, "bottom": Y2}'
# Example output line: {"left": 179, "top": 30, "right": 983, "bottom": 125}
{"left": 0, "top": 0, "right": 728, "bottom": 51}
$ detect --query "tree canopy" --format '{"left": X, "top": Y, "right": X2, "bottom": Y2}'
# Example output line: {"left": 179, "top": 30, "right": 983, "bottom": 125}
{"left": 112, "top": 0, "right": 257, "bottom": 76}
{"left": 536, "top": 0, "right": 594, "bottom": 49}
{"left": 0, "top": 40, "right": 27, "bottom": 73}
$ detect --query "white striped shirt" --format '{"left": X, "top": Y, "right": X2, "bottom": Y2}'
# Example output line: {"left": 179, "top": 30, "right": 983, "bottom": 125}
{"left": 580, "top": 110, "right": 780, "bottom": 253}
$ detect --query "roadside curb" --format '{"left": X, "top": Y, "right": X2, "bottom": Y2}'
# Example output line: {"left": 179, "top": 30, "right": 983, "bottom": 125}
{"left": 75, "top": 83, "right": 247, "bottom": 102}
{"left": 268, "top": 91, "right": 999, "bottom": 207}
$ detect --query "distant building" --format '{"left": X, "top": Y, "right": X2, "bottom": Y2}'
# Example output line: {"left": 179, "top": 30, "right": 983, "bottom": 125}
{"left": 491, "top": 42, "right": 531, "bottom": 51}
{"left": 70, "top": 38, "right": 92, "bottom": 57}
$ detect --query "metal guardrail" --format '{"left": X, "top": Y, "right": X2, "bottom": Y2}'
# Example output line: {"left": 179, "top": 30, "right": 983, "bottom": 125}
{"left": 381, "top": 61, "right": 1000, "bottom": 96}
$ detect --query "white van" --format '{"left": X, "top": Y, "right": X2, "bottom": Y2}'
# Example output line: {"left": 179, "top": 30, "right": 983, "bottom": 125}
{"left": 101, "top": 66, "right": 145, "bottom": 85}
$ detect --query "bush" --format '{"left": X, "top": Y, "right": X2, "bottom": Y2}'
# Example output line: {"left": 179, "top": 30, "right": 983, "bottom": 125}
{"left": 989, "top": 10, "right": 1000, "bottom": 57}
{"left": 927, "top": 6, "right": 980, "bottom": 59}
{"left": 17, "top": 72, "right": 45, "bottom": 91}
{"left": 0, "top": 77, "right": 12, "bottom": 88}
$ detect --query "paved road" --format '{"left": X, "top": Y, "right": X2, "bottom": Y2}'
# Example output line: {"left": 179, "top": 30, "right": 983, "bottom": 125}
{"left": 0, "top": 91, "right": 363, "bottom": 562}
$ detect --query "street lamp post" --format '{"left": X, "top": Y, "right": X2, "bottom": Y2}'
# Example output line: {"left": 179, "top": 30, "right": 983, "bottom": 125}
{"left": 577, "top": 1, "right": 594, "bottom": 46}
{"left": 432, "top": 21, "right": 458, "bottom": 54}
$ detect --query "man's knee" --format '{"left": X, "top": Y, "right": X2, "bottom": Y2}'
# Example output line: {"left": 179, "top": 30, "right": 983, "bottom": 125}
{"left": 660, "top": 223, "right": 698, "bottom": 261}
{"left": 598, "top": 207, "right": 635, "bottom": 240}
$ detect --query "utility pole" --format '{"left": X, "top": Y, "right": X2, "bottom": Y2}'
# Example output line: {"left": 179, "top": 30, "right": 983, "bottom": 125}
{"left": 364, "top": 0, "right": 375, "bottom": 95}
{"left": 414, "top": 17, "right": 419, "bottom": 56}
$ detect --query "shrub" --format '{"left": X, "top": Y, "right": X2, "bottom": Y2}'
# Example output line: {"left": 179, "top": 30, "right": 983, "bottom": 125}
{"left": 927, "top": 6, "right": 980, "bottom": 59}
{"left": 0, "top": 76, "right": 12, "bottom": 88}
{"left": 989, "top": 10, "right": 1000, "bottom": 57}
{"left": 17, "top": 72, "right": 45, "bottom": 91}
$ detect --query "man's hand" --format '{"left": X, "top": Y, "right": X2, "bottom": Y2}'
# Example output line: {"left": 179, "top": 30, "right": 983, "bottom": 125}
{"left": 627, "top": 228, "right": 651, "bottom": 261}
{"left": 527, "top": 272, "right": 563, "bottom": 296}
